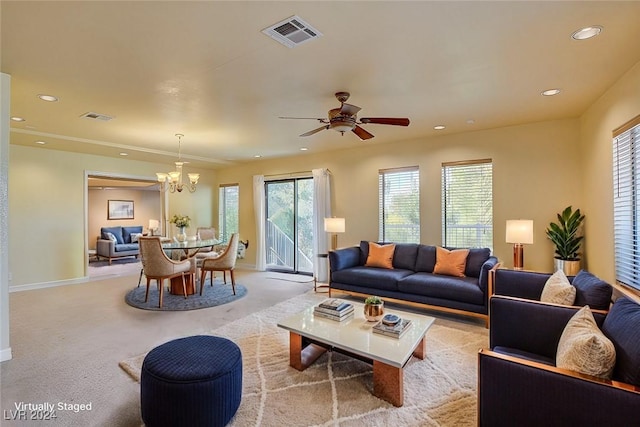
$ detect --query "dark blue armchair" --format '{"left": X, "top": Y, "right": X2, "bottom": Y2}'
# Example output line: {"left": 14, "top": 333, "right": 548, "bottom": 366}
{"left": 478, "top": 295, "right": 640, "bottom": 426}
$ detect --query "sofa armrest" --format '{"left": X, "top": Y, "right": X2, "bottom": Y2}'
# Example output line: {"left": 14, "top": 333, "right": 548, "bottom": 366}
{"left": 478, "top": 256, "right": 499, "bottom": 294}
{"left": 478, "top": 349, "right": 640, "bottom": 427}
{"left": 96, "top": 239, "right": 115, "bottom": 257}
{"left": 328, "top": 246, "right": 361, "bottom": 272}
{"left": 489, "top": 296, "right": 607, "bottom": 359}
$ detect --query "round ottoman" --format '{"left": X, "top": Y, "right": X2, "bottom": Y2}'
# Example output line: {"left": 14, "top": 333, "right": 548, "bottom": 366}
{"left": 141, "top": 335, "right": 242, "bottom": 427}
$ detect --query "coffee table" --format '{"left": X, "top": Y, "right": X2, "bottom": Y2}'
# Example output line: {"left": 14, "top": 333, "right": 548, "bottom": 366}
{"left": 277, "top": 301, "right": 435, "bottom": 407}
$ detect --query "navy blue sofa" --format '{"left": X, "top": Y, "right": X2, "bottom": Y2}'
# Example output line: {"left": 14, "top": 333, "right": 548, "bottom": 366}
{"left": 478, "top": 295, "right": 640, "bottom": 426}
{"left": 328, "top": 241, "right": 499, "bottom": 324}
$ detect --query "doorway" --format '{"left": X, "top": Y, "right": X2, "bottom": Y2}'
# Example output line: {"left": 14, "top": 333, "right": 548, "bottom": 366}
{"left": 265, "top": 178, "right": 314, "bottom": 274}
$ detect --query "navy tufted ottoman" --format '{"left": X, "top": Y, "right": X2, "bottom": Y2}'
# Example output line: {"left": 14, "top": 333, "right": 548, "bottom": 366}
{"left": 141, "top": 335, "right": 242, "bottom": 427}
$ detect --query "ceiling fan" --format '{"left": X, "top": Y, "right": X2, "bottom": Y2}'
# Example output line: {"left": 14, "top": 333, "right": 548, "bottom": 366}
{"left": 280, "top": 92, "right": 410, "bottom": 140}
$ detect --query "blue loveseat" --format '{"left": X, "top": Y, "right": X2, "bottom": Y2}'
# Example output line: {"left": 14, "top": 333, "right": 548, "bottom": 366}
{"left": 96, "top": 225, "right": 143, "bottom": 264}
{"left": 478, "top": 295, "right": 640, "bottom": 426}
{"left": 328, "top": 241, "right": 499, "bottom": 324}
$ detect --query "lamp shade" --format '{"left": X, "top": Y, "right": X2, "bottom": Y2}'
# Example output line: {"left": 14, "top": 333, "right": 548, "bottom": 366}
{"left": 506, "top": 220, "right": 534, "bottom": 244}
{"left": 324, "top": 217, "right": 345, "bottom": 233}
{"left": 149, "top": 219, "right": 160, "bottom": 230}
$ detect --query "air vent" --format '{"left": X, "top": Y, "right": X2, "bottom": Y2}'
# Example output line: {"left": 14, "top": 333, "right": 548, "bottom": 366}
{"left": 262, "top": 15, "right": 322, "bottom": 48}
{"left": 80, "top": 112, "right": 114, "bottom": 121}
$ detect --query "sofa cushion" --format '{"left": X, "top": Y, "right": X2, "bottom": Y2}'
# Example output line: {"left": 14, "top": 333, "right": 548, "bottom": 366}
{"left": 393, "top": 243, "right": 419, "bottom": 271}
{"left": 115, "top": 243, "right": 139, "bottom": 252}
{"left": 556, "top": 305, "right": 616, "bottom": 379}
{"left": 602, "top": 297, "right": 640, "bottom": 386}
{"left": 434, "top": 247, "right": 469, "bottom": 277}
{"left": 415, "top": 245, "right": 436, "bottom": 273}
{"left": 571, "top": 270, "right": 612, "bottom": 311}
{"left": 123, "top": 226, "right": 144, "bottom": 244}
{"left": 101, "top": 226, "right": 124, "bottom": 244}
{"left": 397, "top": 273, "right": 484, "bottom": 305}
{"left": 365, "top": 242, "right": 395, "bottom": 269}
{"left": 131, "top": 233, "right": 143, "bottom": 243}
{"left": 540, "top": 270, "right": 576, "bottom": 305}
{"left": 331, "top": 266, "right": 412, "bottom": 292}
{"left": 464, "top": 248, "right": 491, "bottom": 278}
{"left": 104, "top": 232, "right": 118, "bottom": 243}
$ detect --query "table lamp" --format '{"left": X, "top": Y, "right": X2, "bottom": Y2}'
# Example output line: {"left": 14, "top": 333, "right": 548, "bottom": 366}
{"left": 324, "top": 217, "right": 345, "bottom": 251}
{"left": 506, "top": 219, "right": 534, "bottom": 270}
{"left": 148, "top": 219, "right": 160, "bottom": 236}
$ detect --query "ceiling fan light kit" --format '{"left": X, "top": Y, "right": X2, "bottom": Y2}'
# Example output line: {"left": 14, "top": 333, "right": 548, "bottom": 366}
{"left": 281, "top": 92, "right": 410, "bottom": 141}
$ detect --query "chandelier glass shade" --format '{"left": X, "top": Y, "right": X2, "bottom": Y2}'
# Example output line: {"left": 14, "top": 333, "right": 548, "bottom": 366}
{"left": 156, "top": 134, "right": 200, "bottom": 193}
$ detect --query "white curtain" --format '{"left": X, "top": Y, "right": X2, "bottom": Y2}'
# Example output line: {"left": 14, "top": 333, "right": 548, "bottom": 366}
{"left": 253, "top": 175, "right": 266, "bottom": 271}
{"left": 312, "top": 168, "right": 332, "bottom": 282}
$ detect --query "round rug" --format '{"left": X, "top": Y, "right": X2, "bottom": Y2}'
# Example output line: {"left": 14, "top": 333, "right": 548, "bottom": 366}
{"left": 125, "top": 278, "right": 247, "bottom": 311}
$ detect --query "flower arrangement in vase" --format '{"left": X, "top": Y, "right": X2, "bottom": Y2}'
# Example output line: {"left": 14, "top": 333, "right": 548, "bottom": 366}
{"left": 170, "top": 214, "right": 191, "bottom": 242}
{"left": 364, "top": 295, "right": 384, "bottom": 322}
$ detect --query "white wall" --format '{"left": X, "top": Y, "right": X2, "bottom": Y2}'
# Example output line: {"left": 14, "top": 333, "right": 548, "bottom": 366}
{"left": 1, "top": 73, "right": 13, "bottom": 361}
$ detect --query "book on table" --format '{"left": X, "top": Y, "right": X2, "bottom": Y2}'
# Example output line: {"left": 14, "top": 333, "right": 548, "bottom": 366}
{"left": 313, "top": 304, "right": 354, "bottom": 316}
{"left": 318, "top": 298, "right": 351, "bottom": 312}
{"left": 313, "top": 307, "right": 354, "bottom": 322}
{"left": 372, "top": 318, "right": 412, "bottom": 338}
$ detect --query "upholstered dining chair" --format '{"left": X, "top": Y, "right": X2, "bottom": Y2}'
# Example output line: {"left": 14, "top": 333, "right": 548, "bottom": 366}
{"left": 139, "top": 236, "right": 195, "bottom": 308}
{"left": 199, "top": 233, "right": 239, "bottom": 296}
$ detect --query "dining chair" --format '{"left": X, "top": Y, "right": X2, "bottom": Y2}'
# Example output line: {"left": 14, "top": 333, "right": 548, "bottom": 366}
{"left": 199, "top": 233, "right": 239, "bottom": 296}
{"left": 139, "top": 236, "right": 195, "bottom": 308}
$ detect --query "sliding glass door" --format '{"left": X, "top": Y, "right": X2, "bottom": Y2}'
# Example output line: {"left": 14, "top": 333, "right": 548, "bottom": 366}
{"left": 265, "top": 178, "right": 313, "bottom": 274}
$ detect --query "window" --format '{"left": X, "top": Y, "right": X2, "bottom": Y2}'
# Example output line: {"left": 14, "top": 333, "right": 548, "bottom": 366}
{"left": 378, "top": 167, "right": 420, "bottom": 243}
{"left": 218, "top": 184, "right": 239, "bottom": 242}
{"left": 613, "top": 115, "right": 640, "bottom": 291}
{"left": 442, "top": 159, "right": 493, "bottom": 249}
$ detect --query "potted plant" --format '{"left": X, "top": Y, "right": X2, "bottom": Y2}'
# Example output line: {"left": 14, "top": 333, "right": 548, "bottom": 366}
{"left": 545, "top": 206, "right": 585, "bottom": 275}
{"left": 364, "top": 296, "right": 384, "bottom": 322}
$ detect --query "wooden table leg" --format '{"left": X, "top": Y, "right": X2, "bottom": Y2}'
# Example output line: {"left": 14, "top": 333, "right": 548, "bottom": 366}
{"left": 412, "top": 335, "right": 427, "bottom": 360}
{"left": 373, "top": 360, "right": 403, "bottom": 407}
{"left": 170, "top": 274, "right": 195, "bottom": 295}
{"left": 289, "top": 332, "right": 327, "bottom": 371}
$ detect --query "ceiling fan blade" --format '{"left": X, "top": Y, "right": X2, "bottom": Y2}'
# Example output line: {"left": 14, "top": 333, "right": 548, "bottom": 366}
{"left": 359, "top": 117, "right": 410, "bottom": 126}
{"left": 300, "top": 125, "right": 329, "bottom": 137}
{"left": 352, "top": 125, "right": 375, "bottom": 140}
{"left": 339, "top": 103, "right": 361, "bottom": 117}
{"left": 279, "top": 116, "right": 328, "bottom": 122}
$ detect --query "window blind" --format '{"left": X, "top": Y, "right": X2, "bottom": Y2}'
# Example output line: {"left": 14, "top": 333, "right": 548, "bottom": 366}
{"left": 378, "top": 167, "right": 420, "bottom": 243}
{"left": 441, "top": 159, "right": 493, "bottom": 249}
{"left": 613, "top": 115, "right": 640, "bottom": 291}
{"left": 218, "top": 184, "right": 239, "bottom": 242}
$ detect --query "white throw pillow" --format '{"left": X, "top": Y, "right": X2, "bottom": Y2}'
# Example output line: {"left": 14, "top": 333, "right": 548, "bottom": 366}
{"left": 540, "top": 270, "right": 576, "bottom": 305}
{"left": 556, "top": 305, "right": 616, "bottom": 379}
{"left": 105, "top": 232, "right": 118, "bottom": 243}
{"left": 131, "top": 233, "right": 143, "bottom": 243}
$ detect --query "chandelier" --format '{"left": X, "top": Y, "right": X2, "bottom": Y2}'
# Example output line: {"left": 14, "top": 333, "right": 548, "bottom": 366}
{"left": 156, "top": 133, "right": 200, "bottom": 193}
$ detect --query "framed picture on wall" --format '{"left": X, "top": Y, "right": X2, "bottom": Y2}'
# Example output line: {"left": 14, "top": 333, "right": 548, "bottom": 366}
{"left": 108, "top": 200, "right": 134, "bottom": 220}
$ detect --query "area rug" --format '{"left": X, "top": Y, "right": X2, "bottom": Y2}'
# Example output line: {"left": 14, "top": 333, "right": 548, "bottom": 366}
{"left": 120, "top": 293, "right": 488, "bottom": 426}
{"left": 124, "top": 278, "right": 247, "bottom": 311}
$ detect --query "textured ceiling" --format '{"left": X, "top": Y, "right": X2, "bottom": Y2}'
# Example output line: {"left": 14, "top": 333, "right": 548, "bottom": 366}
{"left": 3, "top": 1, "right": 640, "bottom": 170}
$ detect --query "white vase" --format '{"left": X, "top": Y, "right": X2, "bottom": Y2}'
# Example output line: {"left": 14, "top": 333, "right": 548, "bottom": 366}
{"left": 176, "top": 226, "right": 187, "bottom": 242}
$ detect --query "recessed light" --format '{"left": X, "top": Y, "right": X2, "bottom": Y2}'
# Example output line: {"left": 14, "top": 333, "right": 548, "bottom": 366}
{"left": 11, "top": 116, "right": 25, "bottom": 122}
{"left": 434, "top": 125, "right": 446, "bottom": 130}
{"left": 571, "top": 26, "right": 602, "bottom": 40}
{"left": 254, "top": 155, "right": 262, "bottom": 158}
{"left": 542, "top": 89, "right": 561, "bottom": 96}
{"left": 35, "top": 141, "right": 46, "bottom": 145}
{"left": 37, "top": 94, "right": 59, "bottom": 102}
{"left": 119, "top": 152, "right": 128, "bottom": 156}
{"left": 300, "top": 147, "right": 308, "bottom": 151}
{"left": 466, "top": 119, "right": 475, "bottom": 125}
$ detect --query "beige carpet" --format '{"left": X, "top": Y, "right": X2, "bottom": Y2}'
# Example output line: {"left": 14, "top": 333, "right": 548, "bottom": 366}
{"left": 120, "top": 293, "right": 488, "bottom": 426}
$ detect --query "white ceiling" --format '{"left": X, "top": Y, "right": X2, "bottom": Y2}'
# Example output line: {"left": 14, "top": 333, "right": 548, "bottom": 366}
{"left": 3, "top": 1, "right": 640, "bottom": 170}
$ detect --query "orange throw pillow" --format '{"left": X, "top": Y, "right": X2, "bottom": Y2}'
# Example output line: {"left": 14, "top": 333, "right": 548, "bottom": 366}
{"left": 365, "top": 242, "right": 396, "bottom": 269}
{"left": 433, "top": 247, "right": 469, "bottom": 277}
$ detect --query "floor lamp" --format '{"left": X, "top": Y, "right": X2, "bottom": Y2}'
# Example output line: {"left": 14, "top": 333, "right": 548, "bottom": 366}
{"left": 506, "top": 219, "right": 534, "bottom": 270}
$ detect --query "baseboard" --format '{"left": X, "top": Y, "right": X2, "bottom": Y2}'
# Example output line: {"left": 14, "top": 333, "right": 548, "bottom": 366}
{"left": 9, "top": 276, "right": 91, "bottom": 293}
{"left": 0, "top": 346, "right": 12, "bottom": 362}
